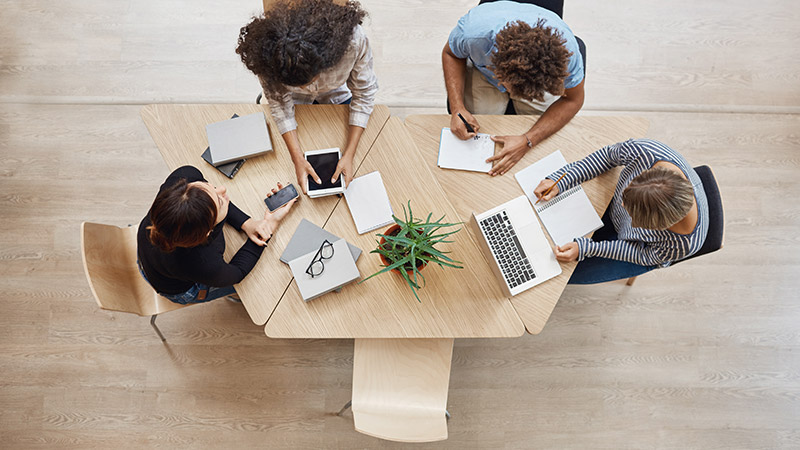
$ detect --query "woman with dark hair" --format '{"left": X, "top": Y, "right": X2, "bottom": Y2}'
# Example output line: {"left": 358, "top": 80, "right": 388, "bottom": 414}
{"left": 236, "top": 0, "right": 378, "bottom": 193}
{"left": 533, "top": 139, "right": 709, "bottom": 284}
{"left": 137, "top": 166, "right": 295, "bottom": 304}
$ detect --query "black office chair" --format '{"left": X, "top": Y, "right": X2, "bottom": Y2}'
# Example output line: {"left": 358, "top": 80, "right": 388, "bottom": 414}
{"left": 447, "top": 0, "right": 586, "bottom": 115}
{"left": 627, "top": 165, "right": 725, "bottom": 285}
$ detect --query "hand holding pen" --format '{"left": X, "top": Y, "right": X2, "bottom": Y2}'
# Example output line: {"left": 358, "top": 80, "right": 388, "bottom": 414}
{"left": 449, "top": 110, "right": 479, "bottom": 140}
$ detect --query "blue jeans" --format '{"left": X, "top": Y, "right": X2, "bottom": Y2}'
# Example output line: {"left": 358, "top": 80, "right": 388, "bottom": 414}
{"left": 567, "top": 211, "right": 657, "bottom": 284}
{"left": 137, "top": 261, "right": 236, "bottom": 304}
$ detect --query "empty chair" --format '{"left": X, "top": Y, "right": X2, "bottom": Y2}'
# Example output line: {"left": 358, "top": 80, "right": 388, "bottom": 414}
{"left": 627, "top": 165, "right": 724, "bottom": 285}
{"left": 338, "top": 338, "right": 454, "bottom": 443}
{"left": 80, "top": 222, "right": 191, "bottom": 341}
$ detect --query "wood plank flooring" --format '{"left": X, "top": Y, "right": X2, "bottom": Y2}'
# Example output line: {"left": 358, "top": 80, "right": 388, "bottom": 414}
{"left": 1, "top": 0, "right": 799, "bottom": 448}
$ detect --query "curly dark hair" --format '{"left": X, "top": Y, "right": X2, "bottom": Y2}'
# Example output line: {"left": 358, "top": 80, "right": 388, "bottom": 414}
{"left": 236, "top": 0, "right": 366, "bottom": 97}
{"left": 491, "top": 19, "right": 571, "bottom": 102}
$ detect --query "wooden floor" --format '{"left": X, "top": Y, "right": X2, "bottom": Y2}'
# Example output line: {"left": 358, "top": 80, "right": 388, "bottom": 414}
{"left": 1, "top": 1, "right": 799, "bottom": 448}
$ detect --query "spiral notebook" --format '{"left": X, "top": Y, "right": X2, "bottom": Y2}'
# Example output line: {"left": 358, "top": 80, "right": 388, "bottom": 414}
{"left": 515, "top": 150, "right": 603, "bottom": 246}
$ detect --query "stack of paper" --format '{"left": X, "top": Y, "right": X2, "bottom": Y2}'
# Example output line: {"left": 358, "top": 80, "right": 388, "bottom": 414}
{"left": 437, "top": 127, "right": 495, "bottom": 173}
{"left": 343, "top": 171, "right": 394, "bottom": 234}
{"left": 514, "top": 150, "right": 603, "bottom": 246}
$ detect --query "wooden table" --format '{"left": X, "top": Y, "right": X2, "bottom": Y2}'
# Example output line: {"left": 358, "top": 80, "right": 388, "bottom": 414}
{"left": 264, "top": 117, "right": 524, "bottom": 339}
{"left": 404, "top": 115, "right": 650, "bottom": 334}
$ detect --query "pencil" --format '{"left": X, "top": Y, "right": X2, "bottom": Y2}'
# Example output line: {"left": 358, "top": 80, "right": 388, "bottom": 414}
{"left": 535, "top": 172, "right": 567, "bottom": 204}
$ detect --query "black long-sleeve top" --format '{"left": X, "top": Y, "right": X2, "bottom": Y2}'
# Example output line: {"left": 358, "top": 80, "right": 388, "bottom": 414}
{"left": 137, "top": 166, "right": 265, "bottom": 294}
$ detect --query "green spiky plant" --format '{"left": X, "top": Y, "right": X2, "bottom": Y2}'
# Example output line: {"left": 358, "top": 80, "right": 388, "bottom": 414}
{"left": 360, "top": 201, "right": 463, "bottom": 302}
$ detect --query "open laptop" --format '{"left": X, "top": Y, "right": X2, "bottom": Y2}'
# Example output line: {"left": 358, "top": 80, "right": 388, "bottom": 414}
{"left": 469, "top": 195, "right": 562, "bottom": 296}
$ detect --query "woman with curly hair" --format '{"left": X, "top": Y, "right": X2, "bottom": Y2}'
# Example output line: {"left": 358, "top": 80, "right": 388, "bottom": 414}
{"left": 442, "top": 0, "right": 585, "bottom": 177}
{"left": 237, "top": 0, "right": 378, "bottom": 193}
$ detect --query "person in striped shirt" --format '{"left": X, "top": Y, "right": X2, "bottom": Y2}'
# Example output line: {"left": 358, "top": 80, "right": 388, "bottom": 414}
{"left": 533, "top": 139, "right": 709, "bottom": 284}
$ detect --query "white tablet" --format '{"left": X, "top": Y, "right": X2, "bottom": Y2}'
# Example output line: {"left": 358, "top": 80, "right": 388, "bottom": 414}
{"left": 305, "top": 148, "right": 344, "bottom": 197}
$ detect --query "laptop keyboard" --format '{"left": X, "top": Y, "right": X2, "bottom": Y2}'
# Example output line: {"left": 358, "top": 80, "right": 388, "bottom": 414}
{"left": 479, "top": 211, "right": 536, "bottom": 289}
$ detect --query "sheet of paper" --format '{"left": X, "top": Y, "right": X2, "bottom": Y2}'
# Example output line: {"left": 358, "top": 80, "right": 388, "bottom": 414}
{"left": 437, "top": 127, "right": 494, "bottom": 173}
{"left": 343, "top": 171, "right": 394, "bottom": 234}
{"left": 515, "top": 150, "right": 603, "bottom": 246}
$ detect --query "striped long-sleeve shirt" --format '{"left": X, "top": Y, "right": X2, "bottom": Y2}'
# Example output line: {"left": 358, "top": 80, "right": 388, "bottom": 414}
{"left": 259, "top": 25, "right": 378, "bottom": 135}
{"left": 547, "top": 139, "right": 709, "bottom": 267}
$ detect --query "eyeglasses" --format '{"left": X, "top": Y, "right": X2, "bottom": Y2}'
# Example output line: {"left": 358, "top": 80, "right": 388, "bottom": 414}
{"left": 306, "top": 240, "right": 334, "bottom": 278}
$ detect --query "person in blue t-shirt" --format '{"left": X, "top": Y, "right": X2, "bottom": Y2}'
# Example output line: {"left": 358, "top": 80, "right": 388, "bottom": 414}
{"left": 442, "top": 1, "right": 585, "bottom": 176}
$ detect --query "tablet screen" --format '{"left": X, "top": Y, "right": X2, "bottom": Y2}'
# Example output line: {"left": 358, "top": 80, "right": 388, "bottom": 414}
{"left": 307, "top": 152, "right": 342, "bottom": 191}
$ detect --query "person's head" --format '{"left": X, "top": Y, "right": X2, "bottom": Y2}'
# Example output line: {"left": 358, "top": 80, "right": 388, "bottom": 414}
{"left": 147, "top": 179, "right": 230, "bottom": 252}
{"left": 622, "top": 167, "right": 694, "bottom": 230}
{"left": 491, "top": 19, "right": 571, "bottom": 102}
{"left": 236, "top": 0, "right": 367, "bottom": 96}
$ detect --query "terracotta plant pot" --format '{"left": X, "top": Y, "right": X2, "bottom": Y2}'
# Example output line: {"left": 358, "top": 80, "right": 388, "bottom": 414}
{"left": 378, "top": 224, "right": 427, "bottom": 277}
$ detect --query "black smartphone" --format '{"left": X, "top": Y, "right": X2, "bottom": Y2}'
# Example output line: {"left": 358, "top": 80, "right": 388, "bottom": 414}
{"left": 264, "top": 183, "right": 299, "bottom": 212}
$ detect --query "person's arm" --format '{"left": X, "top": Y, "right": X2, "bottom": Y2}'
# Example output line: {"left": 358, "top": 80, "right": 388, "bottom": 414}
{"left": 487, "top": 79, "right": 585, "bottom": 176}
{"left": 192, "top": 238, "right": 266, "bottom": 287}
{"left": 259, "top": 78, "right": 321, "bottom": 194}
{"left": 575, "top": 237, "right": 670, "bottom": 267}
{"left": 442, "top": 42, "right": 479, "bottom": 140}
{"left": 334, "top": 26, "right": 377, "bottom": 186}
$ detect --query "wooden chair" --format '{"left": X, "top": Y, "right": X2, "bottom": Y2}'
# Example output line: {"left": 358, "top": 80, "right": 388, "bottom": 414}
{"left": 80, "top": 222, "right": 190, "bottom": 341}
{"left": 338, "top": 338, "right": 454, "bottom": 443}
{"left": 627, "top": 165, "right": 725, "bottom": 285}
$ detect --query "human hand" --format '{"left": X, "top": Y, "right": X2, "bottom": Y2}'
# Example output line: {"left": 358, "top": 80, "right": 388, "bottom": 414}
{"left": 332, "top": 153, "right": 354, "bottom": 187}
{"left": 486, "top": 134, "right": 529, "bottom": 176}
{"left": 242, "top": 182, "right": 298, "bottom": 245}
{"left": 553, "top": 242, "right": 579, "bottom": 262}
{"left": 293, "top": 157, "right": 321, "bottom": 195}
{"left": 449, "top": 109, "right": 479, "bottom": 140}
{"left": 534, "top": 178, "right": 560, "bottom": 203}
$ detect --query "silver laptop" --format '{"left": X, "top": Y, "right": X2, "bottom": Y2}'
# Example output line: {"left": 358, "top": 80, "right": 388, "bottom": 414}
{"left": 206, "top": 112, "right": 273, "bottom": 166}
{"left": 470, "top": 195, "right": 561, "bottom": 296}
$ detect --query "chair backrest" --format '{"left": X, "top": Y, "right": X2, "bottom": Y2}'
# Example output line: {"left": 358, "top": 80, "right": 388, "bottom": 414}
{"left": 80, "top": 222, "right": 186, "bottom": 316}
{"left": 351, "top": 338, "right": 453, "bottom": 443}
{"left": 679, "top": 165, "right": 724, "bottom": 263}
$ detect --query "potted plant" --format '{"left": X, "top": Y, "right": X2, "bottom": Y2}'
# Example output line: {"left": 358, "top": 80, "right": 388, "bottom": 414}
{"left": 360, "top": 201, "right": 463, "bottom": 302}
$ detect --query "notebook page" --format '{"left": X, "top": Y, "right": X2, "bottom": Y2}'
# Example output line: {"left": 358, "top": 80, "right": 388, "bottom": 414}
{"left": 514, "top": 150, "right": 603, "bottom": 246}
{"left": 343, "top": 171, "right": 394, "bottom": 234}
{"left": 437, "top": 128, "right": 494, "bottom": 173}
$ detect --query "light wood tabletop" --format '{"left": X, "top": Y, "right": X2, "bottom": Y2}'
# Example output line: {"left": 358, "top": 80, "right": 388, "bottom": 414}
{"left": 139, "top": 104, "right": 390, "bottom": 325}
{"left": 404, "top": 115, "right": 650, "bottom": 334}
{"left": 264, "top": 117, "right": 525, "bottom": 338}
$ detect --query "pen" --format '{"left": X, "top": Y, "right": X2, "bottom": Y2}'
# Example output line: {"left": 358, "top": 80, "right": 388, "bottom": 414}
{"left": 457, "top": 113, "right": 475, "bottom": 134}
{"left": 536, "top": 172, "right": 567, "bottom": 204}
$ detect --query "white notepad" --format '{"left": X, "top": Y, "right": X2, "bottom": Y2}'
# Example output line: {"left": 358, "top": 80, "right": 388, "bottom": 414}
{"left": 343, "top": 171, "right": 394, "bottom": 234}
{"left": 437, "top": 127, "right": 494, "bottom": 173}
{"left": 515, "top": 150, "right": 603, "bottom": 246}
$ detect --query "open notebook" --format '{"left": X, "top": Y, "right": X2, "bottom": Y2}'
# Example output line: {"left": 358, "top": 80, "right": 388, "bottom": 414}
{"left": 515, "top": 150, "right": 603, "bottom": 246}
{"left": 437, "top": 128, "right": 494, "bottom": 173}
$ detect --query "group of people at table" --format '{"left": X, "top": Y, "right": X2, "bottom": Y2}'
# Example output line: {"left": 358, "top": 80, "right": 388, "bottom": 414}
{"left": 137, "top": 0, "right": 709, "bottom": 305}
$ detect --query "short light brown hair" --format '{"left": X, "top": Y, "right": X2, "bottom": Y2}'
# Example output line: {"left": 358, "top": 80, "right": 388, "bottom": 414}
{"left": 491, "top": 19, "right": 571, "bottom": 102}
{"left": 622, "top": 167, "right": 694, "bottom": 230}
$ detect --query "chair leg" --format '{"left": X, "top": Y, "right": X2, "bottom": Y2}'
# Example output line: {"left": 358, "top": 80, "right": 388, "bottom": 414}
{"left": 255, "top": 93, "right": 263, "bottom": 104}
{"left": 626, "top": 276, "right": 637, "bottom": 286}
{"left": 337, "top": 400, "right": 352, "bottom": 416}
{"left": 150, "top": 315, "right": 167, "bottom": 342}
